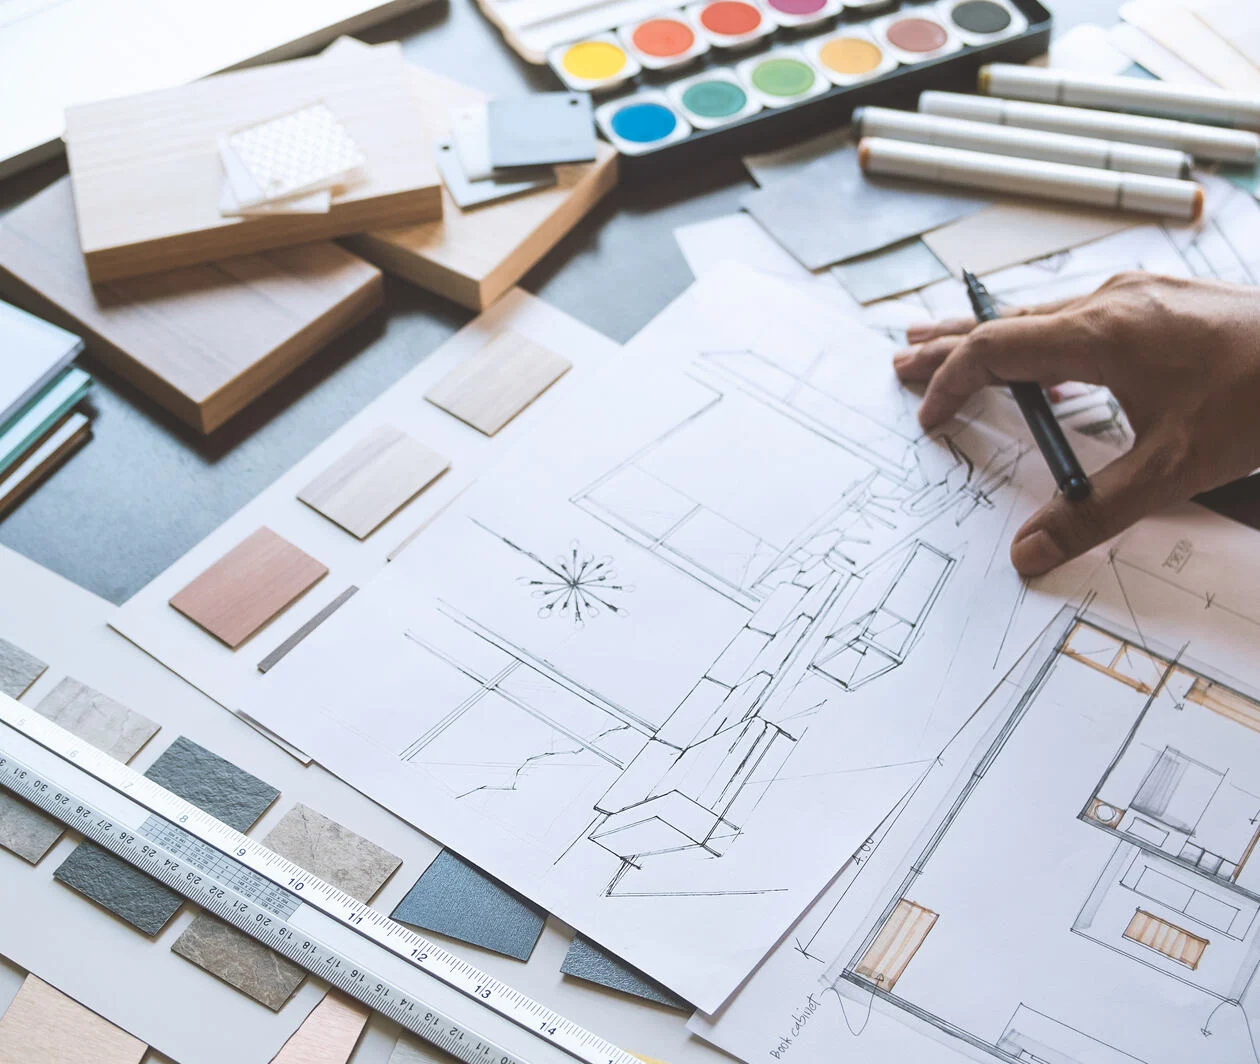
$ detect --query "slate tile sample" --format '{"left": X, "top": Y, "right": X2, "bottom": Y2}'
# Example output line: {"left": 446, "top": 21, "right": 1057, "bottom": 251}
{"left": 0, "top": 636, "right": 46, "bottom": 697}
{"left": 390, "top": 849, "right": 547, "bottom": 961}
{"left": 560, "top": 934, "right": 690, "bottom": 1010}
{"left": 55, "top": 736, "right": 278, "bottom": 935}
{"left": 172, "top": 803, "right": 400, "bottom": 1009}
{"left": 0, "top": 676, "right": 158, "bottom": 864}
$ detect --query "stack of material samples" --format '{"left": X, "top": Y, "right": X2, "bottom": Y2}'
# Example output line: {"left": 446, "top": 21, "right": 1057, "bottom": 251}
{"left": 218, "top": 101, "right": 368, "bottom": 217}
{"left": 438, "top": 93, "right": 597, "bottom": 209}
{"left": 0, "top": 302, "right": 92, "bottom": 516}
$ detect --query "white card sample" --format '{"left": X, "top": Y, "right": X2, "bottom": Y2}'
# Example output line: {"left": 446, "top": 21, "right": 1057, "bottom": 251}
{"left": 450, "top": 104, "right": 496, "bottom": 182}
{"left": 221, "top": 102, "right": 365, "bottom": 208}
{"left": 0, "top": 301, "right": 83, "bottom": 427}
{"left": 244, "top": 264, "right": 1115, "bottom": 1011}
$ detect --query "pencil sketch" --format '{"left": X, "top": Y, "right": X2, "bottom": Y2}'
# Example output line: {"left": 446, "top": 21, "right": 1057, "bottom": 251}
{"left": 385, "top": 345, "right": 1027, "bottom": 899}
{"left": 829, "top": 609, "right": 1260, "bottom": 1064}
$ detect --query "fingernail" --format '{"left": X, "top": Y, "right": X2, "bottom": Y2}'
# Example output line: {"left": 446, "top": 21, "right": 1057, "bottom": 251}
{"left": 1011, "top": 529, "right": 1066, "bottom": 577}
{"left": 893, "top": 351, "right": 914, "bottom": 372}
{"left": 906, "top": 323, "right": 934, "bottom": 342}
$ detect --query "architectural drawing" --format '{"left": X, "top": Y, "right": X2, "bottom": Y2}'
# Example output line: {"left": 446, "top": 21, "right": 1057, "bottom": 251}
{"left": 827, "top": 611, "right": 1260, "bottom": 1063}
{"left": 385, "top": 346, "right": 1023, "bottom": 900}
{"left": 244, "top": 265, "right": 1088, "bottom": 1010}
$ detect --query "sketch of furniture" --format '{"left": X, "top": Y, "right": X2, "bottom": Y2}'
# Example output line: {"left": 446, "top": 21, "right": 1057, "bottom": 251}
{"left": 393, "top": 348, "right": 1023, "bottom": 898}
{"left": 829, "top": 608, "right": 1260, "bottom": 1063}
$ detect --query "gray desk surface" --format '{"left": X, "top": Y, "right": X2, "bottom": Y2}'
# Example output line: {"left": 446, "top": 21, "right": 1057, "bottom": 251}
{"left": 1, "top": 0, "right": 1255, "bottom": 604}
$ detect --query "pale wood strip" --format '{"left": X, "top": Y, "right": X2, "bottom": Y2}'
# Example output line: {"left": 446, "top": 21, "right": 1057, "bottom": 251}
{"left": 855, "top": 898, "right": 938, "bottom": 991}
{"left": 0, "top": 975, "right": 146, "bottom": 1064}
{"left": 270, "top": 991, "right": 371, "bottom": 1064}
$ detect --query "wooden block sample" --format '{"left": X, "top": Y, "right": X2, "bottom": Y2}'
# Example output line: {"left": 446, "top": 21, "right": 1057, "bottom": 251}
{"left": 425, "top": 330, "right": 571, "bottom": 437}
{"left": 170, "top": 527, "right": 328, "bottom": 648}
{"left": 0, "top": 975, "right": 146, "bottom": 1064}
{"left": 298, "top": 424, "right": 449, "bottom": 538}
{"left": 270, "top": 990, "right": 371, "bottom": 1064}
{"left": 332, "top": 39, "right": 619, "bottom": 311}
{"left": 0, "top": 178, "right": 383, "bottom": 433}
{"left": 63, "top": 44, "right": 442, "bottom": 282}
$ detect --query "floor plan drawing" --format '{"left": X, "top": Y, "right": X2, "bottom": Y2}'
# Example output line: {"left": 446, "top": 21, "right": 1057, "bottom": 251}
{"left": 246, "top": 266, "right": 1097, "bottom": 1010}
{"left": 690, "top": 503, "right": 1260, "bottom": 1064}
{"left": 827, "top": 610, "right": 1260, "bottom": 1064}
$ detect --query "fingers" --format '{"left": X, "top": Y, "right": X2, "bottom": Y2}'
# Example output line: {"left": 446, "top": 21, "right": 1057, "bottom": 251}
{"left": 893, "top": 333, "right": 965, "bottom": 382}
{"left": 1009, "top": 441, "right": 1187, "bottom": 577}
{"left": 903, "top": 295, "right": 1083, "bottom": 345}
{"left": 917, "top": 312, "right": 1106, "bottom": 429}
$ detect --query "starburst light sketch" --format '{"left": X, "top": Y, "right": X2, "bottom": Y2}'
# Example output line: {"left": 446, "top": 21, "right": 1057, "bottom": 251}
{"left": 519, "top": 540, "right": 633, "bottom": 626}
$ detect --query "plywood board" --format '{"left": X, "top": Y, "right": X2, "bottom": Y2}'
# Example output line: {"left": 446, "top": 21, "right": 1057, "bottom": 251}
{"left": 0, "top": 178, "right": 383, "bottom": 433}
{"left": 0, "top": 975, "right": 146, "bottom": 1064}
{"left": 64, "top": 44, "right": 442, "bottom": 282}
{"left": 0, "top": 411, "right": 91, "bottom": 517}
{"left": 270, "top": 991, "right": 371, "bottom": 1064}
{"left": 425, "top": 329, "right": 571, "bottom": 436}
{"left": 298, "top": 425, "right": 449, "bottom": 539}
{"left": 170, "top": 527, "right": 328, "bottom": 648}
{"left": 334, "top": 40, "right": 619, "bottom": 311}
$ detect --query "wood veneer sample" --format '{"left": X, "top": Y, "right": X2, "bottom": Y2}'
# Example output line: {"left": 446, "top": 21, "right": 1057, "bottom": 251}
{"left": 0, "top": 178, "right": 383, "bottom": 433}
{"left": 332, "top": 40, "right": 619, "bottom": 311}
{"left": 425, "top": 330, "right": 571, "bottom": 437}
{"left": 0, "top": 411, "right": 92, "bottom": 518}
{"left": 171, "top": 803, "right": 401, "bottom": 1010}
{"left": 298, "top": 425, "right": 449, "bottom": 539}
{"left": 63, "top": 44, "right": 442, "bottom": 282}
{"left": 270, "top": 990, "right": 371, "bottom": 1064}
{"left": 0, "top": 676, "right": 159, "bottom": 865}
{"left": 0, "top": 975, "right": 146, "bottom": 1064}
{"left": 170, "top": 527, "right": 328, "bottom": 648}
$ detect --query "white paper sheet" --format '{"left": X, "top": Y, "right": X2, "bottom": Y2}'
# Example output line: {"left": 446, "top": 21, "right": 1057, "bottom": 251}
{"left": 110, "top": 291, "right": 619, "bottom": 739}
{"left": 692, "top": 501, "right": 1260, "bottom": 1064}
{"left": 244, "top": 264, "right": 1110, "bottom": 1011}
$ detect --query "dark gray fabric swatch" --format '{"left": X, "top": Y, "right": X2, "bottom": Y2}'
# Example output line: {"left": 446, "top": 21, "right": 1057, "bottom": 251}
{"left": 560, "top": 935, "right": 690, "bottom": 1010}
{"left": 0, "top": 637, "right": 46, "bottom": 698}
{"left": 390, "top": 850, "right": 546, "bottom": 961}
{"left": 55, "top": 736, "right": 279, "bottom": 935}
{"left": 742, "top": 146, "right": 988, "bottom": 270}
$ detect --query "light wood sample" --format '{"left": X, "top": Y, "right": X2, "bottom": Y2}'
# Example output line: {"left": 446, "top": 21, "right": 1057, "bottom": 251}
{"left": 426, "top": 330, "right": 571, "bottom": 437}
{"left": 0, "top": 178, "right": 383, "bottom": 433}
{"left": 170, "top": 527, "right": 328, "bottom": 648}
{"left": 270, "top": 991, "right": 371, "bottom": 1064}
{"left": 331, "top": 39, "right": 619, "bottom": 311}
{"left": 0, "top": 975, "right": 146, "bottom": 1064}
{"left": 298, "top": 424, "right": 450, "bottom": 538}
{"left": 63, "top": 44, "right": 442, "bottom": 282}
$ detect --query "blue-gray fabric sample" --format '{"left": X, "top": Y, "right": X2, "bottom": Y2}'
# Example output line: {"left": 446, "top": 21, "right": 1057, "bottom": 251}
{"left": 390, "top": 850, "right": 546, "bottom": 961}
{"left": 560, "top": 934, "right": 690, "bottom": 1010}
{"left": 54, "top": 736, "right": 279, "bottom": 935}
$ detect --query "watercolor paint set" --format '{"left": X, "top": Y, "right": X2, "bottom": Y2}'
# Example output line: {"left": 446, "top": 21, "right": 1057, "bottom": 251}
{"left": 532, "top": 0, "right": 1051, "bottom": 170}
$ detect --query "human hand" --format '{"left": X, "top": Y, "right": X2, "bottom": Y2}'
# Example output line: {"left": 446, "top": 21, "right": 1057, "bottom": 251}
{"left": 893, "top": 272, "right": 1260, "bottom": 577}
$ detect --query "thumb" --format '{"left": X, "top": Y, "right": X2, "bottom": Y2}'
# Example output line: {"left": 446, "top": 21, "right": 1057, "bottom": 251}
{"left": 1010, "top": 441, "right": 1185, "bottom": 577}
